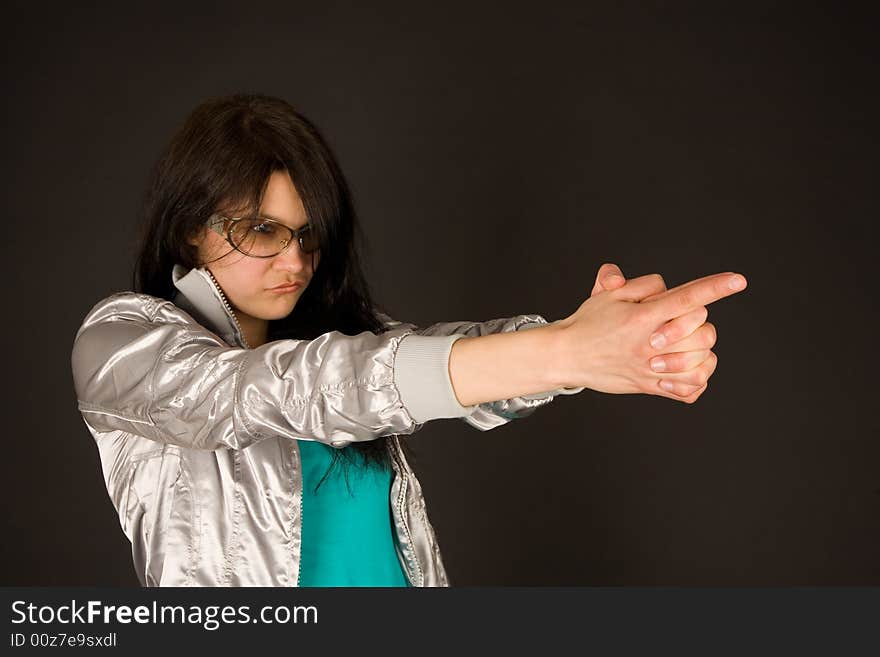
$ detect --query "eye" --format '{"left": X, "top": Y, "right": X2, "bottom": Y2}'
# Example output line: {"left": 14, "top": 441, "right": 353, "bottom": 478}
{"left": 251, "top": 222, "right": 276, "bottom": 234}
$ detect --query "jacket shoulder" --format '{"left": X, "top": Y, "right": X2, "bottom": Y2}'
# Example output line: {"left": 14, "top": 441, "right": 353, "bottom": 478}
{"left": 76, "top": 291, "right": 198, "bottom": 340}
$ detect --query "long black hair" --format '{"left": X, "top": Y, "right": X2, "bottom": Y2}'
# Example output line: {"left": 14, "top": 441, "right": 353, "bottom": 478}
{"left": 133, "top": 93, "right": 415, "bottom": 488}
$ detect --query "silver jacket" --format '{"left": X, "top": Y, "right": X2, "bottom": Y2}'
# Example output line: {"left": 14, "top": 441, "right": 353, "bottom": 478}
{"left": 71, "top": 265, "right": 583, "bottom": 586}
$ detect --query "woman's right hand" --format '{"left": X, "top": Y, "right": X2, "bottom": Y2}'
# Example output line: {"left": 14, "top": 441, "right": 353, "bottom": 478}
{"left": 551, "top": 271, "right": 748, "bottom": 403}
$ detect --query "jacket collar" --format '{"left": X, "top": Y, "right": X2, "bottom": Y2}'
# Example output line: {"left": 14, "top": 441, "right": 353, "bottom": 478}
{"left": 171, "top": 264, "right": 246, "bottom": 347}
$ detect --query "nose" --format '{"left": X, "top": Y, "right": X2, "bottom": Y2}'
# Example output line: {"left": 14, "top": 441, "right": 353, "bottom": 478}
{"left": 271, "top": 239, "right": 311, "bottom": 274}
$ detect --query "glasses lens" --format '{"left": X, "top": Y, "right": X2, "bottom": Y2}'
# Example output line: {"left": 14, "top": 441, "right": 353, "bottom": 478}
{"left": 226, "top": 218, "right": 319, "bottom": 256}
{"left": 228, "top": 218, "right": 285, "bottom": 257}
{"left": 298, "top": 225, "right": 320, "bottom": 253}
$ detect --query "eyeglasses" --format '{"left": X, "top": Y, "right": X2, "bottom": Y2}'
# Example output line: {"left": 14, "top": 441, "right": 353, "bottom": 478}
{"left": 207, "top": 213, "right": 320, "bottom": 258}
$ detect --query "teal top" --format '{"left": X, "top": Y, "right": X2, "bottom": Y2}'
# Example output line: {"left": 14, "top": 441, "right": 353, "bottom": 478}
{"left": 296, "top": 439, "right": 410, "bottom": 587}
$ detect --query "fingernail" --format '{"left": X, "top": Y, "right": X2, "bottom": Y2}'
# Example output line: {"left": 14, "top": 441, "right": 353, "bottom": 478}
{"left": 606, "top": 274, "right": 622, "bottom": 283}
{"left": 650, "top": 358, "right": 666, "bottom": 372}
{"left": 660, "top": 381, "right": 674, "bottom": 391}
{"left": 650, "top": 333, "right": 666, "bottom": 349}
{"left": 728, "top": 275, "right": 745, "bottom": 290}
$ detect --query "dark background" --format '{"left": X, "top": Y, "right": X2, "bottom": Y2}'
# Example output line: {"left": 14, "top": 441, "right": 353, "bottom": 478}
{"left": 3, "top": 1, "right": 877, "bottom": 585}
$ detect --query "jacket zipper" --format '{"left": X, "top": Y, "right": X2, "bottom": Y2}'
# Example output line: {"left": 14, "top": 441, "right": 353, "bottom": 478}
{"left": 296, "top": 441, "right": 303, "bottom": 587}
{"left": 205, "top": 266, "right": 270, "bottom": 584}
{"left": 390, "top": 436, "right": 424, "bottom": 587}
{"left": 203, "top": 268, "right": 251, "bottom": 349}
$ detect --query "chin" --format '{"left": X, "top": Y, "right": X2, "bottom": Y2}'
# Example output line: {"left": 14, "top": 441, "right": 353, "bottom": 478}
{"left": 262, "top": 300, "right": 299, "bottom": 320}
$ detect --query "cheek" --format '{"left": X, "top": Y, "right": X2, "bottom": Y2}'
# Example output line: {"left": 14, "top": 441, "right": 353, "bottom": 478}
{"left": 214, "top": 259, "right": 266, "bottom": 297}
{"left": 239, "top": 262, "right": 272, "bottom": 293}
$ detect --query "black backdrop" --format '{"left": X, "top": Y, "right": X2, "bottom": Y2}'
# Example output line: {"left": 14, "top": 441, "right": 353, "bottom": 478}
{"left": 3, "top": 1, "right": 877, "bottom": 585}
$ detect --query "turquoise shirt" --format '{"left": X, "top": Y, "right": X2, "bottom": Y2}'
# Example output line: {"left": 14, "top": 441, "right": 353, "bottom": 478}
{"left": 296, "top": 439, "right": 410, "bottom": 587}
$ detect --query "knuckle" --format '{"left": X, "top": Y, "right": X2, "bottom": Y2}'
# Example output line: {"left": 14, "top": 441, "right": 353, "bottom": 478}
{"left": 702, "top": 323, "right": 717, "bottom": 347}
{"left": 677, "top": 289, "right": 694, "bottom": 309}
{"left": 649, "top": 273, "right": 666, "bottom": 287}
{"left": 633, "top": 305, "right": 653, "bottom": 326}
{"left": 674, "top": 386, "right": 692, "bottom": 402}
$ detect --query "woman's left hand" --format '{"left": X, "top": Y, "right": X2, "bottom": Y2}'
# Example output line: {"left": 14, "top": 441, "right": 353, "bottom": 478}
{"left": 590, "top": 262, "right": 718, "bottom": 400}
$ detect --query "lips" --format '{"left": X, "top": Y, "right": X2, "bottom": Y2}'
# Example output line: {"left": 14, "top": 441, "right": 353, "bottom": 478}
{"left": 268, "top": 281, "right": 303, "bottom": 292}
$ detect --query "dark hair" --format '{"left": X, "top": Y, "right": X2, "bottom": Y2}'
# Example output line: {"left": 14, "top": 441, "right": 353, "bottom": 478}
{"left": 133, "top": 93, "right": 415, "bottom": 487}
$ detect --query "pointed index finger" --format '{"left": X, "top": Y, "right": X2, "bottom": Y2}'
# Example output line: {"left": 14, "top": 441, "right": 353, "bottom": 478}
{"left": 643, "top": 272, "right": 747, "bottom": 320}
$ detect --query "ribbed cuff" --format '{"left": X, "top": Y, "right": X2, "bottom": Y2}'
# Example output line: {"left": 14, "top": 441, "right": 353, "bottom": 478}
{"left": 393, "top": 334, "right": 478, "bottom": 424}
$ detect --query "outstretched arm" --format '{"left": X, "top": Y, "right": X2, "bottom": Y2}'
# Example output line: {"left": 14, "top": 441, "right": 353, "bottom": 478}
{"left": 379, "top": 265, "right": 630, "bottom": 431}
{"left": 72, "top": 293, "right": 472, "bottom": 451}
{"left": 378, "top": 312, "right": 583, "bottom": 432}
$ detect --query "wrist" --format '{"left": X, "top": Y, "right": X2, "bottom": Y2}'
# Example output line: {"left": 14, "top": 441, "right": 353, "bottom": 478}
{"left": 516, "top": 319, "right": 576, "bottom": 391}
{"left": 542, "top": 321, "right": 577, "bottom": 390}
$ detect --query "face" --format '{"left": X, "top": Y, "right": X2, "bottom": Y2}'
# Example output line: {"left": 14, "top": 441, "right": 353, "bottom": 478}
{"left": 190, "top": 169, "right": 321, "bottom": 328}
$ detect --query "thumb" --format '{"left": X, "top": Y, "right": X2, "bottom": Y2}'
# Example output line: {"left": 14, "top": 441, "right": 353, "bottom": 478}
{"left": 590, "top": 263, "right": 626, "bottom": 297}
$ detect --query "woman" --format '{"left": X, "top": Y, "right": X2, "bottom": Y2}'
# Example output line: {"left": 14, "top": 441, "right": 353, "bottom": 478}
{"left": 71, "top": 93, "right": 745, "bottom": 587}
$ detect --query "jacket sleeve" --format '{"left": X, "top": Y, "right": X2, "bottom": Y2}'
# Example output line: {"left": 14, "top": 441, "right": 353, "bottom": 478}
{"left": 70, "top": 293, "right": 485, "bottom": 451}
{"left": 378, "top": 310, "right": 585, "bottom": 432}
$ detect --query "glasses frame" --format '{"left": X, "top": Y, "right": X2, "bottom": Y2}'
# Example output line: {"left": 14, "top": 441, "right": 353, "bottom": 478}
{"left": 206, "top": 213, "right": 318, "bottom": 258}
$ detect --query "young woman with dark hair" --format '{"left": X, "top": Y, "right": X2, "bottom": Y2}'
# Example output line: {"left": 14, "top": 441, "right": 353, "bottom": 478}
{"left": 71, "top": 93, "right": 747, "bottom": 586}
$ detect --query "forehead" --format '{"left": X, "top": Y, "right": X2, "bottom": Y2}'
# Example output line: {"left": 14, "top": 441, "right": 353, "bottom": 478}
{"left": 219, "top": 170, "right": 308, "bottom": 230}
{"left": 258, "top": 170, "right": 308, "bottom": 229}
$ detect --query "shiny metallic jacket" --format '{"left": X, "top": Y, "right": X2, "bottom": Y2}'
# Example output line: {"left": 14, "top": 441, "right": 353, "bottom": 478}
{"left": 71, "top": 265, "right": 583, "bottom": 586}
